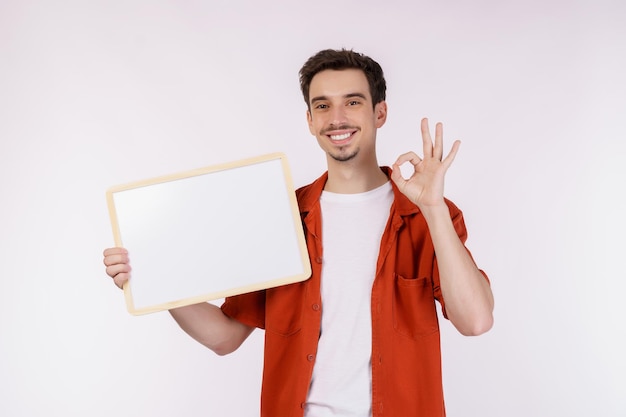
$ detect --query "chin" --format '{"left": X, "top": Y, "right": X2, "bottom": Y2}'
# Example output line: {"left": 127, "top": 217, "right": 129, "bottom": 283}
{"left": 329, "top": 151, "right": 359, "bottom": 162}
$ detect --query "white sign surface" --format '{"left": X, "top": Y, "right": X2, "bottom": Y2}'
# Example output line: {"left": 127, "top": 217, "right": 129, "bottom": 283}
{"left": 107, "top": 153, "right": 311, "bottom": 315}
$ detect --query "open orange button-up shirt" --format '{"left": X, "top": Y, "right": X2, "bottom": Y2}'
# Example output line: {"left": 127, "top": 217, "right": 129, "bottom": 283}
{"left": 221, "top": 167, "right": 488, "bottom": 417}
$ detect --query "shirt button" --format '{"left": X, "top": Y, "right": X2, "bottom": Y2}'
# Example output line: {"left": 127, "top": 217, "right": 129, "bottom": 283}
{"left": 307, "top": 354, "right": 315, "bottom": 361}
{"left": 312, "top": 303, "right": 320, "bottom": 311}
{"left": 315, "top": 256, "right": 323, "bottom": 264}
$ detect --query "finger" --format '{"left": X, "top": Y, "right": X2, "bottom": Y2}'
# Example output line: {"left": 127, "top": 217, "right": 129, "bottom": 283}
{"left": 442, "top": 140, "right": 461, "bottom": 171}
{"left": 103, "top": 253, "right": 129, "bottom": 267}
{"left": 433, "top": 122, "right": 444, "bottom": 161}
{"left": 103, "top": 247, "right": 128, "bottom": 257}
{"left": 103, "top": 247, "right": 128, "bottom": 265}
{"left": 102, "top": 248, "right": 129, "bottom": 266}
{"left": 421, "top": 118, "right": 433, "bottom": 159}
{"left": 107, "top": 263, "right": 131, "bottom": 289}
{"left": 105, "top": 263, "right": 131, "bottom": 280}
{"left": 394, "top": 151, "right": 422, "bottom": 167}
{"left": 390, "top": 162, "right": 406, "bottom": 186}
{"left": 113, "top": 272, "right": 130, "bottom": 290}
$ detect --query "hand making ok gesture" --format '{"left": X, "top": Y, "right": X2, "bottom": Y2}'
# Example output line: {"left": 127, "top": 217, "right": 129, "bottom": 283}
{"left": 390, "top": 118, "right": 461, "bottom": 210}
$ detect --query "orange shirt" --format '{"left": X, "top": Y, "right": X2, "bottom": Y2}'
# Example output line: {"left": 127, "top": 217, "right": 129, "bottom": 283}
{"left": 221, "top": 167, "right": 488, "bottom": 417}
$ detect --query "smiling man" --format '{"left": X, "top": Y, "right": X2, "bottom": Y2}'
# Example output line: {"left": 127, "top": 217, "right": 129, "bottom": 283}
{"left": 103, "top": 48, "right": 494, "bottom": 417}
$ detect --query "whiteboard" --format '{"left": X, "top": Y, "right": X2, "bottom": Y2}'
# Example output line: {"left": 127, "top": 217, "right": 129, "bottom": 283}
{"left": 106, "top": 153, "right": 311, "bottom": 315}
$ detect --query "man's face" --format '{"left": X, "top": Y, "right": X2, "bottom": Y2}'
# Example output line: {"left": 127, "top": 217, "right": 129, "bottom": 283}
{"left": 306, "top": 69, "right": 387, "bottom": 163}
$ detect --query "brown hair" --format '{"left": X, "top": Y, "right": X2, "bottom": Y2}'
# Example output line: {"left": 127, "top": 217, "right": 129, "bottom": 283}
{"left": 299, "top": 48, "right": 386, "bottom": 110}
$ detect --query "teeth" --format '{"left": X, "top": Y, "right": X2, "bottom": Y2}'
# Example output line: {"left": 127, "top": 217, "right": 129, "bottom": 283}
{"left": 330, "top": 133, "right": 351, "bottom": 140}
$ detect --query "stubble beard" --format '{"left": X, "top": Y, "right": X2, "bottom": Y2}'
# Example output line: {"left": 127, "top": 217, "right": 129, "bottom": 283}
{"left": 329, "top": 146, "right": 359, "bottom": 162}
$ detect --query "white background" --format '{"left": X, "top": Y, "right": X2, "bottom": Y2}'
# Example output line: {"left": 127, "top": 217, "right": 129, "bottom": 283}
{"left": 1, "top": 1, "right": 624, "bottom": 416}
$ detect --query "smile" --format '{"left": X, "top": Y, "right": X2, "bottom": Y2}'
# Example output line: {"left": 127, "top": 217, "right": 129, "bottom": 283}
{"left": 330, "top": 132, "right": 352, "bottom": 141}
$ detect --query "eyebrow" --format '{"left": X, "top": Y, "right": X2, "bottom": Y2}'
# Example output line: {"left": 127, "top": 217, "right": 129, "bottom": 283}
{"left": 310, "top": 92, "right": 368, "bottom": 104}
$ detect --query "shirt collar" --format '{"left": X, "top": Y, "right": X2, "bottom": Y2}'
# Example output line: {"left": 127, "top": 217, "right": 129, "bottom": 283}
{"left": 297, "top": 166, "right": 420, "bottom": 217}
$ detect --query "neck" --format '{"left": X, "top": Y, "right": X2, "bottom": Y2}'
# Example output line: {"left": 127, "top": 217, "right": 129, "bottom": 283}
{"left": 324, "top": 157, "right": 388, "bottom": 194}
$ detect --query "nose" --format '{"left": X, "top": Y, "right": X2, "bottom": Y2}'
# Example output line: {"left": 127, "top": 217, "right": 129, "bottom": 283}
{"left": 329, "top": 105, "right": 348, "bottom": 126}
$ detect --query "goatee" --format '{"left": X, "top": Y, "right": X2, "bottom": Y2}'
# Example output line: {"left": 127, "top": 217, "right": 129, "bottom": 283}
{"left": 330, "top": 148, "right": 359, "bottom": 162}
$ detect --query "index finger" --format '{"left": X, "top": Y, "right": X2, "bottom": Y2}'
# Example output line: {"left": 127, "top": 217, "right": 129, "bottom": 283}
{"left": 103, "top": 247, "right": 128, "bottom": 257}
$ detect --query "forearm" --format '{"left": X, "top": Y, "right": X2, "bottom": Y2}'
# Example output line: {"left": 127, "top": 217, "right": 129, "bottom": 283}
{"left": 169, "top": 302, "right": 254, "bottom": 355}
{"left": 421, "top": 204, "right": 494, "bottom": 336}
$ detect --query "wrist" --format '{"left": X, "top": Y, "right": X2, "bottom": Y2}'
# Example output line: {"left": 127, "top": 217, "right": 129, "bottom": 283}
{"left": 419, "top": 202, "right": 451, "bottom": 224}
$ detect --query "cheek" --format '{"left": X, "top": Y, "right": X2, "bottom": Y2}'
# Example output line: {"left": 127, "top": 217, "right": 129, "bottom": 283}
{"left": 308, "top": 117, "right": 325, "bottom": 135}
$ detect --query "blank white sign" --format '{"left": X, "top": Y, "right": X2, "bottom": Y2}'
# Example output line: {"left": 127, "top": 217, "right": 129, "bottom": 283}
{"left": 106, "top": 153, "right": 311, "bottom": 315}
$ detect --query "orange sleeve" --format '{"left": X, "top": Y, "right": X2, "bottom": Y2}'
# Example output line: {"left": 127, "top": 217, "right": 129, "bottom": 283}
{"left": 221, "top": 290, "right": 267, "bottom": 329}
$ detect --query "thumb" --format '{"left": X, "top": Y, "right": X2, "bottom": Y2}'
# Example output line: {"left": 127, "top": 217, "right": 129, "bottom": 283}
{"left": 390, "top": 163, "right": 407, "bottom": 188}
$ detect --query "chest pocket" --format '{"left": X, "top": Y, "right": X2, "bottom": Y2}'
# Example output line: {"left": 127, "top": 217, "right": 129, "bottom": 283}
{"left": 392, "top": 274, "right": 439, "bottom": 339}
{"left": 265, "top": 282, "right": 304, "bottom": 336}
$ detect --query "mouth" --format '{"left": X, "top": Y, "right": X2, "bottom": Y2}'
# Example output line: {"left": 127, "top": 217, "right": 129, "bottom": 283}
{"left": 323, "top": 127, "right": 358, "bottom": 144}
{"left": 329, "top": 132, "right": 352, "bottom": 141}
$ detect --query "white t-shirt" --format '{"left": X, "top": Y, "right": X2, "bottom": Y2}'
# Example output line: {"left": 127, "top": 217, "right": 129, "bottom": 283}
{"left": 305, "top": 181, "right": 394, "bottom": 417}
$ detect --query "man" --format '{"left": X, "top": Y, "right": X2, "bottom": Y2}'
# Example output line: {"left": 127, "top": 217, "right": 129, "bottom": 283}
{"left": 104, "top": 48, "right": 494, "bottom": 417}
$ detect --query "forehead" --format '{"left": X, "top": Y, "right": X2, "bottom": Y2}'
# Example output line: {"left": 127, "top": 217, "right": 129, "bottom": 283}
{"left": 309, "top": 69, "right": 371, "bottom": 101}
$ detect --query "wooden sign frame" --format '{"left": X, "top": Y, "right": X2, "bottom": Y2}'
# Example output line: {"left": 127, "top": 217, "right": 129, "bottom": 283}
{"left": 106, "top": 153, "right": 311, "bottom": 315}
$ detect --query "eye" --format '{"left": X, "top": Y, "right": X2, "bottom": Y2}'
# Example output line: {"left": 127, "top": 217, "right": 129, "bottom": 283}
{"left": 348, "top": 100, "right": 361, "bottom": 106}
{"left": 314, "top": 103, "right": 328, "bottom": 110}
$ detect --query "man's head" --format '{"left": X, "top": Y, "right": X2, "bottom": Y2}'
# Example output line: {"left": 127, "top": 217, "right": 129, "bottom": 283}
{"left": 299, "top": 49, "right": 386, "bottom": 111}
{"left": 300, "top": 49, "right": 389, "bottom": 165}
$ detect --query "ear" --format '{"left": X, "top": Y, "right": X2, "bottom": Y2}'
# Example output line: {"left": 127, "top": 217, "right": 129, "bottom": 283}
{"left": 374, "top": 101, "right": 388, "bottom": 128}
{"left": 306, "top": 109, "right": 315, "bottom": 135}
